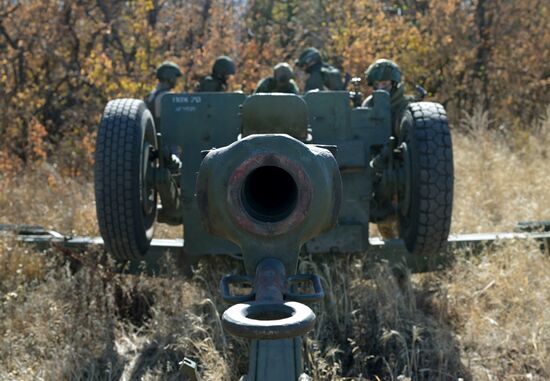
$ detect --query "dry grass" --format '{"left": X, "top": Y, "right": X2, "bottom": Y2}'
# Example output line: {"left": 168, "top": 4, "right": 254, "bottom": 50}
{"left": 0, "top": 163, "right": 98, "bottom": 236}
{"left": 1, "top": 107, "right": 550, "bottom": 380}
{"left": 0, "top": 162, "right": 184, "bottom": 240}
{"left": 451, "top": 105, "right": 550, "bottom": 233}
{"left": 447, "top": 240, "right": 550, "bottom": 380}
{"left": 0, "top": 244, "right": 237, "bottom": 380}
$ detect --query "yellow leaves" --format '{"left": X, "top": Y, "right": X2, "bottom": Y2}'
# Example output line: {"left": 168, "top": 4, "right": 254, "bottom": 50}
{"left": 144, "top": 0, "right": 156, "bottom": 12}
{"left": 136, "top": 48, "right": 150, "bottom": 73}
{"left": 82, "top": 51, "right": 113, "bottom": 91}
{"left": 115, "top": 78, "right": 142, "bottom": 97}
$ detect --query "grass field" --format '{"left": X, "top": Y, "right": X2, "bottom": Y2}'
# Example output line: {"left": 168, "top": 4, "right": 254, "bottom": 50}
{"left": 1, "top": 107, "right": 549, "bottom": 380}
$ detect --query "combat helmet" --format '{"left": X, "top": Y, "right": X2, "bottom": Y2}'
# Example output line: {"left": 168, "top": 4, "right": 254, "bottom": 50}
{"left": 295, "top": 47, "right": 322, "bottom": 69}
{"left": 273, "top": 62, "right": 294, "bottom": 82}
{"left": 156, "top": 61, "right": 182, "bottom": 81}
{"left": 212, "top": 56, "right": 236, "bottom": 78}
{"left": 365, "top": 59, "right": 401, "bottom": 86}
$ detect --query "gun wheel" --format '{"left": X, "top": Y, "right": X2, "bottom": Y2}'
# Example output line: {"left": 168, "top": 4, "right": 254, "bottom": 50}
{"left": 396, "top": 102, "right": 454, "bottom": 256}
{"left": 94, "top": 98, "right": 158, "bottom": 261}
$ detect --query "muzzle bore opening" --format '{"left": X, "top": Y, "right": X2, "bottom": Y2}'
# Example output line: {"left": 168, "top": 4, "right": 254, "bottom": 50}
{"left": 242, "top": 166, "right": 298, "bottom": 223}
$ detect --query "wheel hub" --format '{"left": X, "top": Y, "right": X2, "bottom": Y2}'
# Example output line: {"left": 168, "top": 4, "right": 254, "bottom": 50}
{"left": 141, "top": 143, "right": 157, "bottom": 216}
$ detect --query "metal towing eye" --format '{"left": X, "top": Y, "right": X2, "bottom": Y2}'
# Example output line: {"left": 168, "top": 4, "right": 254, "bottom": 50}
{"left": 220, "top": 258, "right": 322, "bottom": 340}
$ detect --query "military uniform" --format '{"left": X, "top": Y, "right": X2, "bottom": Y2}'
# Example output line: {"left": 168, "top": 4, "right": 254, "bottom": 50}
{"left": 254, "top": 77, "right": 300, "bottom": 93}
{"left": 254, "top": 62, "right": 300, "bottom": 94}
{"left": 145, "top": 61, "right": 182, "bottom": 127}
{"left": 144, "top": 61, "right": 183, "bottom": 174}
{"left": 196, "top": 75, "right": 227, "bottom": 92}
{"left": 362, "top": 59, "right": 414, "bottom": 239}
{"left": 296, "top": 48, "right": 345, "bottom": 92}
{"left": 196, "top": 55, "right": 236, "bottom": 93}
{"left": 145, "top": 82, "right": 172, "bottom": 124}
{"left": 303, "top": 62, "right": 345, "bottom": 92}
{"left": 361, "top": 83, "right": 413, "bottom": 133}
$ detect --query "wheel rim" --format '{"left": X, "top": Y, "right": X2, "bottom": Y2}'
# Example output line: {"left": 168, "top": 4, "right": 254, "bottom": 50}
{"left": 141, "top": 141, "right": 157, "bottom": 221}
{"left": 398, "top": 141, "right": 412, "bottom": 218}
{"left": 396, "top": 120, "right": 418, "bottom": 239}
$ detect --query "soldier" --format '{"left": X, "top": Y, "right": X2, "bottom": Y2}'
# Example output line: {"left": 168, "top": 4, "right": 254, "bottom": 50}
{"left": 361, "top": 59, "right": 414, "bottom": 131}
{"left": 195, "top": 55, "right": 236, "bottom": 92}
{"left": 295, "top": 47, "right": 345, "bottom": 92}
{"left": 143, "top": 61, "right": 183, "bottom": 174}
{"left": 145, "top": 61, "right": 182, "bottom": 125}
{"left": 362, "top": 59, "right": 414, "bottom": 240}
{"left": 253, "top": 62, "right": 300, "bottom": 94}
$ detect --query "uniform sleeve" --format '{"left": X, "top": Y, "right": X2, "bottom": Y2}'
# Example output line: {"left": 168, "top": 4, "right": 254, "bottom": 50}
{"left": 153, "top": 90, "right": 168, "bottom": 119}
{"left": 304, "top": 71, "right": 325, "bottom": 92}
{"left": 321, "top": 66, "right": 345, "bottom": 90}
{"left": 144, "top": 91, "right": 155, "bottom": 112}
{"left": 254, "top": 78, "right": 271, "bottom": 94}
{"left": 196, "top": 77, "right": 221, "bottom": 92}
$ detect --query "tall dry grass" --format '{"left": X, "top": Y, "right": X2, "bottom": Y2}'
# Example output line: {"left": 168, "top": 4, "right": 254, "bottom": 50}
{"left": 451, "top": 105, "right": 550, "bottom": 233}
{"left": 446, "top": 240, "right": 550, "bottom": 380}
{"left": 1, "top": 107, "right": 550, "bottom": 380}
{"left": 0, "top": 163, "right": 97, "bottom": 236}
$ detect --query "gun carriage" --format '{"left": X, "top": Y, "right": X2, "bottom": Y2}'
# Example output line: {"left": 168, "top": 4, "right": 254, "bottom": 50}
{"left": 94, "top": 89, "right": 453, "bottom": 380}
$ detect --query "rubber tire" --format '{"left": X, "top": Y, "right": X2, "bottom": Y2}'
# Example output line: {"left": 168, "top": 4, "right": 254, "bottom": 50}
{"left": 94, "top": 99, "right": 158, "bottom": 261}
{"left": 398, "top": 102, "right": 453, "bottom": 256}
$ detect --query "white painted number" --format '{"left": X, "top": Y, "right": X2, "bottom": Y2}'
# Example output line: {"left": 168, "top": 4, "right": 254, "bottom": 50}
{"left": 172, "top": 95, "right": 201, "bottom": 112}
{"left": 172, "top": 96, "right": 202, "bottom": 104}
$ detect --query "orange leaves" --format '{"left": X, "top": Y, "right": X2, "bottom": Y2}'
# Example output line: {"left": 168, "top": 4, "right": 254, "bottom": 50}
{"left": 27, "top": 119, "right": 48, "bottom": 164}
{"left": 0, "top": 150, "right": 23, "bottom": 177}
{"left": 0, "top": 0, "right": 549, "bottom": 173}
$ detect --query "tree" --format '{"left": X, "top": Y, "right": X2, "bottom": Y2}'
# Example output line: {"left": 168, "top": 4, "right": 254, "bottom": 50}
{"left": 1, "top": 0, "right": 548, "bottom": 175}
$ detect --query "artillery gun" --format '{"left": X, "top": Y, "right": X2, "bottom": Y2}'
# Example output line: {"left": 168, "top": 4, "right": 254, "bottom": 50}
{"left": 94, "top": 89, "right": 454, "bottom": 380}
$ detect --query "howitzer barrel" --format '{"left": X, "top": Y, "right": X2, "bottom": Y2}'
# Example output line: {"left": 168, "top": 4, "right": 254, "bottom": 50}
{"left": 196, "top": 133, "right": 342, "bottom": 275}
{"left": 197, "top": 133, "right": 340, "bottom": 362}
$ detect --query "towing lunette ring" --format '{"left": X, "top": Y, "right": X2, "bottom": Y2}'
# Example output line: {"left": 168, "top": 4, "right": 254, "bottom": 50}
{"left": 221, "top": 301, "right": 315, "bottom": 340}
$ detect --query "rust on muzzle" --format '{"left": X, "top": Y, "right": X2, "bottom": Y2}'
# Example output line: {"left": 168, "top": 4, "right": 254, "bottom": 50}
{"left": 226, "top": 152, "right": 312, "bottom": 236}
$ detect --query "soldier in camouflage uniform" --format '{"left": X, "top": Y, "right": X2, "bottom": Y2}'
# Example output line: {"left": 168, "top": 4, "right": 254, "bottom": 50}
{"left": 362, "top": 59, "right": 414, "bottom": 239}
{"left": 144, "top": 61, "right": 183, "bottom": 173}
{"left": 145, "top": 61, "right": 182, "bottom": 126}
{"left": 295, "top": 47, "right": 345, "bottom": 92}
{"left": 253, "top": 62, "right": 300, "bottom": 94}
{"left": 195, "top": 55, "right": 236, "bottom": 92}
{"left": 362, "top": 59, "right": 414, "bottom": 134}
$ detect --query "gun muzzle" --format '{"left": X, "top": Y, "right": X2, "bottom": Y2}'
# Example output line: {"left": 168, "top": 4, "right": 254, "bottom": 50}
{"left": 196, "top": 134, "right": 342, "bottom": 275}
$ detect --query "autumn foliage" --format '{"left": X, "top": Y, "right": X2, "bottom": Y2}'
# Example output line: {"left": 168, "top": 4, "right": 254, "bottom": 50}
{"left": 0, "top": 0, "right": 549, "bottom": 175}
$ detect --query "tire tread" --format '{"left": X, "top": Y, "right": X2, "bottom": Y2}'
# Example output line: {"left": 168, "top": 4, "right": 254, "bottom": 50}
{"left": 94, "top": 99, "right": 154, "bottom": 260}
{"left": 407, "top": 102, "right": 453, "bottom": 256}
